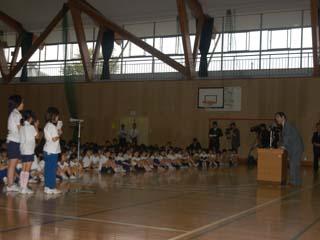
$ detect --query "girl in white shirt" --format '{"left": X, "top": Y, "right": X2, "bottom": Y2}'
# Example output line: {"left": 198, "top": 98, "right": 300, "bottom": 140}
{"left": 69, "top": 153, "right": 83, "bottom": 177}
{"left": 30, "top": 155, "right": 43, "bottom": 182}
{"left": 82, "top": 150, "right": 93, "bottom": 170}
{"left": 91, "top": 151, "right": 100, "bottom": 169}
{"left": 19, "top": 110, "right": 40, "bottom": 194}
{"left": 43, "top": 107, "right": 62, "bottom": 195}
{"left": 6, "top": 95, "right": 24, "bottom": 192}
{"left": 57, "top": 151, "right": 75, "bottom": 180}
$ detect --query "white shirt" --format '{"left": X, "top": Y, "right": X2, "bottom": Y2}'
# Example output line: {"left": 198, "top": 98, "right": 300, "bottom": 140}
{"left": 167, "top": 154, "right": 176, "bottom": 160}
{"left": 115, "top": 156, "right": 125, "bottom": 162}
{"left": 7, "top": 109, "right": 22, "bottom": 143}
{"left": 92, "top": 155, "right": 100, "bottom": 165}
{"left": 82, "top": 156, "right": 92, "bottom": 168}
{"left": 31, "top": 156, "right": 40, "bottom": 171}
{"left": 98, "top": 156, "right": 109, "bottom": 171}
{"left": 43, "top": 122, "right": 61, "bottom": 154}
{"left": 129, "top": 128, "right": 139, "bottom": 139}
{"left": 58, "top": 161, "right": 69, "bottom": 169}
{"left": 39, "top": 160, "right": 45, "bottom": 171}
{"left": 16, "top": 163, "right": 22, "bottom": 170}
{"left": 131, "top": 157, "right": 140, "bottom": 162}
{"left": 19, "top": 122, "right": 37, "bottom": 155}
{"left": 123, "top": 154, "right": 132, "bottom": 160}
{"left": 70, "top": 160, "right": 79, "bottom": 167}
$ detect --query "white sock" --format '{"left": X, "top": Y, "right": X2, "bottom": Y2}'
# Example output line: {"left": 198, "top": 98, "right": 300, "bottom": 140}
{"left": 19, "top": 171, "right": 25, "bottom": 189}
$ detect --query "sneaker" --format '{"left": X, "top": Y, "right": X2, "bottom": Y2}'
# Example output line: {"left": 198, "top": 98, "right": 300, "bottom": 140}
{"left": 69, "top": 176, "right": 77, "bottom": 180}
{"left": 51, "top": 188, "right": 62, "bottom": 194}
{"left": 3, "top": 177, "right": 8, "bottom": 185}
{"left": 6, "top": 184, "right": 20, "bottom": 192}
{"left": 44, "top": 187, "right": 51, "bottom": 194}
{"left": 20, "top": 188, "right": 34, "bottom": 195}
{"left": 62, "top": 175, "right": 69, "bottom": 180}
{"left": 44, "top": 187, "right": 62, "bottom": 195}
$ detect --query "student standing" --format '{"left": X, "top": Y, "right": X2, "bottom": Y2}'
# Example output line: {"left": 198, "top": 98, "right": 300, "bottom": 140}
{"left": 6, "top": 95, "right": 24, "bottom": 192}
{"left": 19, "top": 110, "right": 40, "bottom": 194}
{"left": 43, "top": 107, "right": 63, "bottom": 194}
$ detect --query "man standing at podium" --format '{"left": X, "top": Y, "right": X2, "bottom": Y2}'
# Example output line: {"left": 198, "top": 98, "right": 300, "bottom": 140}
{"left": 275, "top": 112, "right": 304, "bottom": 186}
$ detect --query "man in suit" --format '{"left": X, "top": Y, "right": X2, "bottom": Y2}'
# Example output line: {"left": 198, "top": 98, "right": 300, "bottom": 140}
{"left": 312, "top": 122, "right": 320, "bottom": 173}
{"left": 189, "top": 138, "right": 202, "bottom": 151}
{"left": 230, "top": 122, "right": 240, "bottom": 153}
{"left": 275, "top": 112, "right": 304, "bottom": 186}
{"left": 118, "top": 124, "right": 127, "bottom": 147}
{"left": 209, "top": 121, "right": 223, "bottom": 152}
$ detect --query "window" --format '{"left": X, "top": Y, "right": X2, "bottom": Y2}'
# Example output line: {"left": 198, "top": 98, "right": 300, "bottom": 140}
{"left": 130, "top": 42, "right": 144, "bottom": 56}
{"left": 45, "top": 45, "right": 58, "bottom": 61}
{"left": 303, "top": 27, "right": 312, "bottom": 48}
{"left": 290, "top": 28, "right": 301, "bottom": 48}
{"left": 248, "top": 31, "right": 260, "bottom": 51}
{"left": 232, "top": 32, "right": 247, "bottom": 51}
{"left": 162, "top": 37, "right": 176, "bottom": 54}
{"left": 270, "top": 30, "right": 288, "bottom": 49}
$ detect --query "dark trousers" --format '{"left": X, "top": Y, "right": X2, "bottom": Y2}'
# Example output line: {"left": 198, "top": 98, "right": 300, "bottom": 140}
{"left": 209, "top": 139, "right": 220, "bottom": 152}
{"left": 231, "top": 146, "right": 239, "bottom": 153}
{"left": 313, "top": 148, "right": 320, "bottom": 172}
{"left": 289, "top": 151, "right": 302, "bottom": 186}
{"left": 131, "top": 137, "right": 138, "bottom": 146}
{"left": 119, "top": 138, "right": 127, "bottom": 147}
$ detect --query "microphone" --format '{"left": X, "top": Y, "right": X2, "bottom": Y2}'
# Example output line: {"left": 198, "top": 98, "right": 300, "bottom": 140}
{"left": 69, "top": 118, "right": 84, "bottom": 123}
{"left": 268, "top": 122, "right": 277, "bottom": 130}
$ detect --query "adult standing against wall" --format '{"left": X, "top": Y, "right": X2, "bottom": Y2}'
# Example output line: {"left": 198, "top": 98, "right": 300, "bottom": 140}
{"left": 312, "top": 122, "right": 320, "bottom": 173}
{"left": 208, "top": 121, "right": 223, "bottom": 152}
{"left": 118, "top": 124, "right": 127, "bottom": 147}
{"left": 6, "top": 95, "right": 24, "bottom": 192}
{"left": 129, "top": 123, "right": 139, "bottom": 146}
{"left": 275, "top": 112, "right": 304, "bottom": 186}
{"left": 230, "top": 122, "right": 240, "bottom": 153}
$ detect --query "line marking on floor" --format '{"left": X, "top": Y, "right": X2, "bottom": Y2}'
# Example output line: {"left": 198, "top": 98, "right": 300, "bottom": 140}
{"left": 168, "top": 183, "right": 320, "bottom": 240}
{"left": 0, "top": 192, "right": 188, "bottom": 233}
{"left": 0, "top": 207, "right": 187, "bottom": 233}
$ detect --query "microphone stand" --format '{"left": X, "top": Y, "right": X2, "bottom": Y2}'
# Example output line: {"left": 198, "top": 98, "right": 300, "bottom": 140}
{"left": 70, "top": 119, "right": 83, "bottom": 171}
{"left": 77, "top": 121, "right": 81, "bottom": 167}
{"left": 269, "top": 129, "right": 273, "bottom": 148}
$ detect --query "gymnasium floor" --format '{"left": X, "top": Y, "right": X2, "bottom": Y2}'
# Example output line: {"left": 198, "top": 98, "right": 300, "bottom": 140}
{"left": 0, "top": 167, "right": 319, "bottom": 240}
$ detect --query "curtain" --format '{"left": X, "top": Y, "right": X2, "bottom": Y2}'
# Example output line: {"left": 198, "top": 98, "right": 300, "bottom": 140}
{"left": 20, "top": 32, "right": 33, "bottom": 82}
{"left": 199, "top": 17, "right": 214, "bottom": 77}
{"left": 101, "top": 30, "right": 115, "bottom": 80}
{"left": 63, "top": 14, "right": 78, "bottom": 142}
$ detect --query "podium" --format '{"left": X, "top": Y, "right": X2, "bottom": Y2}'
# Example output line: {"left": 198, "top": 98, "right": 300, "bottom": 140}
{"left": 257, "top": 148, "right": 287, "bottom": 184}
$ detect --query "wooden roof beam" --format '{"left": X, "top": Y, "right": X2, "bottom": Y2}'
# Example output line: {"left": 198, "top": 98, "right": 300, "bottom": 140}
{"left": 177, "top": 0, "right": 196, "bottom": 78}
{"left": 69, "top": 0, "right": 186, "bottom": 76}
{"left": 5, "top": 4, "right": 69, "bottom": 83}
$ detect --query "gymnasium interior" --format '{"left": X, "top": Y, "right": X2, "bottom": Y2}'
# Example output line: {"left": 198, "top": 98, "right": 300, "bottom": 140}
{"left": 0, "top": 0, "right": 320, "bottom": 239}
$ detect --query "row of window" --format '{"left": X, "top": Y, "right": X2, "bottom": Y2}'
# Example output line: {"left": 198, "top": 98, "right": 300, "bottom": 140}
{"left": 2, "top": 27, "right": 312, "bottom": 64}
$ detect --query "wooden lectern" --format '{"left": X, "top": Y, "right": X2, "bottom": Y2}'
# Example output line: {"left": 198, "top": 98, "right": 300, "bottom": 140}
{"left": 257, "top": 148, "right": 287, "bottom": 184}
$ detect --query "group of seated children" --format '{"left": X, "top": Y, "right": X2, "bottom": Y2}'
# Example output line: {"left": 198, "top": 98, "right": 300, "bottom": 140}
{"left": 71, "top": 141, "right": 239, "bottom": 174}
{"left": 0, "top": 139, "right": 239, "bottom": 187}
